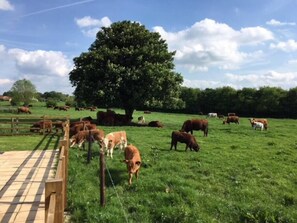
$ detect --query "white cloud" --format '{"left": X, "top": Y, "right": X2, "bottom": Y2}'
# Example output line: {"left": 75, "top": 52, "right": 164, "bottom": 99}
{"left": 288, "top": 59, "right": 297, "bottom": 64}
{"left": 8, "top": 49, "right": 73, "bottom": 77}
{"left": 270, "top": 39, "right": 297, "bottom": 52}
{"left": 183, "top": 79, "right": 222, "bottom": 89}
{"left": 266, "top": 19, "right": 296, "bottom": 26}
{"left": 0, "top": 78, "right": 13, "bottom": 85}
{"left": 183, "top": 71, "right": 297, "bottom": 90}
{"left": 225, "top": 71, "right": 297, "bottom": 89}
{"left": 153, "top": 19, "right": 273, "bottom": 72}
{"left": 75, "top": 16, "right": 112, "bottom": 37}
{"left": 0, "top": 47, "right": 75, "bottom": 94}
{"left": 0, "top": 0, "right": 14, "bottom": 11}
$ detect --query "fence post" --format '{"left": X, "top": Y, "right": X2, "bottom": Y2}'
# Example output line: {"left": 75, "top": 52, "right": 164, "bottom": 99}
{"left": 43, "top": 115, "right": 46, "bottom": 135}
{"left": 11, "top": 117, "right": 13, "bottom": 135}
{"left": 45, "top": 179, "right": 63, "bottom": 223}
{"left": 100, "top": 149, "right": 106, "bottom": 207}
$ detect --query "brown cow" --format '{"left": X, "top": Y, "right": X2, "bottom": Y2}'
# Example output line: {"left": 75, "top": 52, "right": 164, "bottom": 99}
{"left": 148, "top": 121, "right": 164, "bottom": 128}
{"left": 30, "top": 120, "right": 52, "bottom": 133}
{"left": 249, "top": 118, "right": 268, "bottom": 130}
{"left": 181, "top": 119, "right": 208, "bottom": 136}
{"left": 70, "top": 129, "right": 105, "bottom": 148}
{"left": 103, "top": 131, "right": 127, "bottom": 158}
{"left": 70, "top": 120, "right": 91, "bottom": 128}
{"left": 123, "top": 144, "right": 142, "bottom": 185}
{"left": 170, "top": 131, "right": 200, "bottom": 152}
{"left": 70, "top": 123, "right": 96, "bottom": 137}
{"left": 17, "top": 106, "right": 31, "bottom": 114}
{"left": 97, "top": 110, "right": 116, "bottom": 125}
{"left": 223, "top": 116, "right": 239, "bottom": 124}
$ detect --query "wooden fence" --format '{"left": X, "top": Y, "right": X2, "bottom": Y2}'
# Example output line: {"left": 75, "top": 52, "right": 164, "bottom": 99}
{"left": 45, "top": 121, "right": 70, "bottom": 223}
{"left": 0, "top": 115, "right": 69, "bottom": 135}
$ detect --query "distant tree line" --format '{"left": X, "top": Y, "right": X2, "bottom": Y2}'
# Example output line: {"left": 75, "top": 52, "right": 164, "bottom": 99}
{"left": 176, "top": 86, "right": 297, "bottom": 118}
{"left": 2, "top": 79, "right": 297, "bottom": 118}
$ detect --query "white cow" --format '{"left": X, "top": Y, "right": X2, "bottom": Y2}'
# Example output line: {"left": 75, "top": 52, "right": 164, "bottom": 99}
{"left": 137, "top": 116, "right": 145, "bottom": 124}
{"left": 252, "top": 121, "right": 264, "bottom": 131}
{"left": 103, "top": 131, "right": 127, "bottom": 158}
{"left": 207, "top": 113, "right": 218, "bottom": 118}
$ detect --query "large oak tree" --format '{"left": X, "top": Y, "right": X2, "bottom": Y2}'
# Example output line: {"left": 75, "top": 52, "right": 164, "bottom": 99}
{"left": 69, "top": 21, "right": 183, "bottom": 117}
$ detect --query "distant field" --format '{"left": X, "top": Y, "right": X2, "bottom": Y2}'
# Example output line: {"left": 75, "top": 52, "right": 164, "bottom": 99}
{"left": 1, "top": 102, "right": 297, "bottom": 222}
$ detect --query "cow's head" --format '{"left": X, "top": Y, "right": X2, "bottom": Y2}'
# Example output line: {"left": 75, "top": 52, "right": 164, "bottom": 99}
{"left": 124, "top": 160, "right": 141, "bottom": 173}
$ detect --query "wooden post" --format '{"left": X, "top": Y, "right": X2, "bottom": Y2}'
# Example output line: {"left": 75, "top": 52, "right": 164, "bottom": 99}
{"left": 11, "top": 117, "right": 13, "bottom": 135}
{"left": 15, "top": 117, "right": 19, "bottom": 134}
{"left": 43, "top": 115, "right": 46, "bottom": 135}
{"left": 45, "top": 179, "right": 63, "bottom": 223}
{"left": 87, "top": 130, "right": 92, "bottom": 163}
{"left": 100, "top": 150, "right": 106, "bottom": 207}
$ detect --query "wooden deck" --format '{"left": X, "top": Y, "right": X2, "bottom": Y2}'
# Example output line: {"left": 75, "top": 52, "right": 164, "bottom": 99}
{"left": 0, "top": 150, "right": 58, "bottom": 223}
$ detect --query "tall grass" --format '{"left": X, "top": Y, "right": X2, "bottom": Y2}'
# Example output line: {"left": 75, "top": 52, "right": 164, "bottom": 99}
{"left": 1, "top": 102, "right": 296, "bottom": 222}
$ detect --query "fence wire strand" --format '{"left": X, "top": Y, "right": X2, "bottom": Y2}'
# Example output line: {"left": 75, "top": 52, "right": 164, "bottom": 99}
{"left": 105, "top": 159, "right": 130, "bottom": 223}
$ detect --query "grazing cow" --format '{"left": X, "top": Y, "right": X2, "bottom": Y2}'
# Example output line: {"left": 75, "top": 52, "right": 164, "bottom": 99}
{"left": 70, "top": 123, "right": 97, "bottom": 137}
{"left": 223, "top": 116, "right": 239, "bottom": 124}
{"left": 0, "top": 96, "right": 12, "bottom": 102}
{"left": 137, "top": 116, "right": 145, "bottom": 124}
{"left": 75, "top": 107, "right": 84, "bottom": 111}
{"left": 103, "top": 131, "right": 127, "bottom": 158}
{"left": 181, "top": 119, "right": 208, "bottom": 136}
{"left": 249, "top": 118, "right": 268, "bottom": 130}
{"left": 228, "top": 113, "right": 236, "bottom": 117}
{"left": 53, "top": 121, "right": 68, "bottom": 133}
{"left": 17, "top": 106, "right": 31, "bottom": 114}
{"left": 144, "top": 110, "right": 151, "bottom": 114}
{"left": 207, "top": 113, "right": 217, "bottom": 118}
{"left": 81, "top": 116, "right": 93, "bottom": 122}
{"left": 252, "top": 121, "right": 264, "bottom": 131}
{"left": 30, "top": 120, "right": 52, "bottom": 133}
{"left": 148, "top": 121, "right": 164, "bottom": 128}
{"left": 170, "top": 131, "right": 200, "bottom": 152}
{"left": 70, "top": 129, "right": 105, "bottom": 148}
{"left": 123, "top": 144, "right": 142, "bottom": 185}
{"left": 70, "top": 120, "right": 91, "bottom": 128}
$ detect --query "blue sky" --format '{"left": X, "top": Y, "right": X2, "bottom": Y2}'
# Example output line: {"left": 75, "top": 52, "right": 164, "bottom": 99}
{"left": 1, "top": 0, "right": 297, "bottom": 95}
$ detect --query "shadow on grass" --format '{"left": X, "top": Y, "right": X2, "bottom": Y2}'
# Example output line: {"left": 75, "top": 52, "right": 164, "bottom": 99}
{"left": 33, "top": 133, "right": 60, "bottom": 151}
{"left": 103, "top": 167, "right": 127, "bottom": 187}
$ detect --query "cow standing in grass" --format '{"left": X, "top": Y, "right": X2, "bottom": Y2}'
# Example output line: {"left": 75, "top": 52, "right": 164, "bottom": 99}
{"left": 181, "top": 119, "right": 208, "bottom": 136}
{"left": 17, "top": 106, "right": 31, "bottom": 114}
{"left": 123, "top": 144, "right": 142, "bottom": 185}
{"left": 103, "top": 131, "right": 127, "bottom": 158}
{"left": 70, "top": 129, "right": 105, "bottom": 148}
{"left": 223, "top": 116, "right": 239, "bottom": 124}
{"left": 170, "top": 131, "right": 200, "bottom": 152}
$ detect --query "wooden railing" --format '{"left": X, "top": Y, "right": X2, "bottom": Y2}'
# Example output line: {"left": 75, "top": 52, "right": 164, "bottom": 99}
{"left": 45, "top": 121, "right": 70, "bottom": 223}
{"left": 0, "top": 115, "right": 69, "bottom": 135}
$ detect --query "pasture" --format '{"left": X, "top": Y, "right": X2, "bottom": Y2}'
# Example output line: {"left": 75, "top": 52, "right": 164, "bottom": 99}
{"left": 0, "top": 102, "right": 297, "bottom": 222}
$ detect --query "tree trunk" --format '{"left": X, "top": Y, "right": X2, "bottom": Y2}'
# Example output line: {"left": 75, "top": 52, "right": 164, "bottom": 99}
{"left": 124, "top": 107, "right": 134, "bottom": 121}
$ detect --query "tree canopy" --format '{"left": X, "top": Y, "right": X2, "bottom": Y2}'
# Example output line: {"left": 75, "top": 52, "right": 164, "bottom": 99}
{"left": 9, "top": 79, "right": 37, "bottom": 105}
{"left": 69, "top": 20, "right": 183, "bottom": 117}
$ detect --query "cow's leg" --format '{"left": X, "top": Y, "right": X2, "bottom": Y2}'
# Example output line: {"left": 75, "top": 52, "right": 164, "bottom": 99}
{"left": 135, "top": 169, "right": 139, "bottom": 179}
{"left": 128, "top": 173, "right": 133, "bottom": 185}
{"left": 110, "top": 147, "right": 113, "bottom": 159}
{"left": 185, "top": 144, "right": 189, "bottom": 151}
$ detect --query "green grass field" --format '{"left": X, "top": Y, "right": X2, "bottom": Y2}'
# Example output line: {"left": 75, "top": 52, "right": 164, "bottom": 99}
{"left": 0, "top": 102, "right": 297, "bottom": 222}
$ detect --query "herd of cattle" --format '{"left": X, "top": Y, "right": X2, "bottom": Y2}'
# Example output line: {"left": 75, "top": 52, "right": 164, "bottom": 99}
{"left": 20, "top": 108, "right": 269, "bottom": 185}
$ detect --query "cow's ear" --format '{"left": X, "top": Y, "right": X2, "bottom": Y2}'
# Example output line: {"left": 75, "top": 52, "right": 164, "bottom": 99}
{"left": 136, "top": 161, "right": 141, "bottom": 166}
